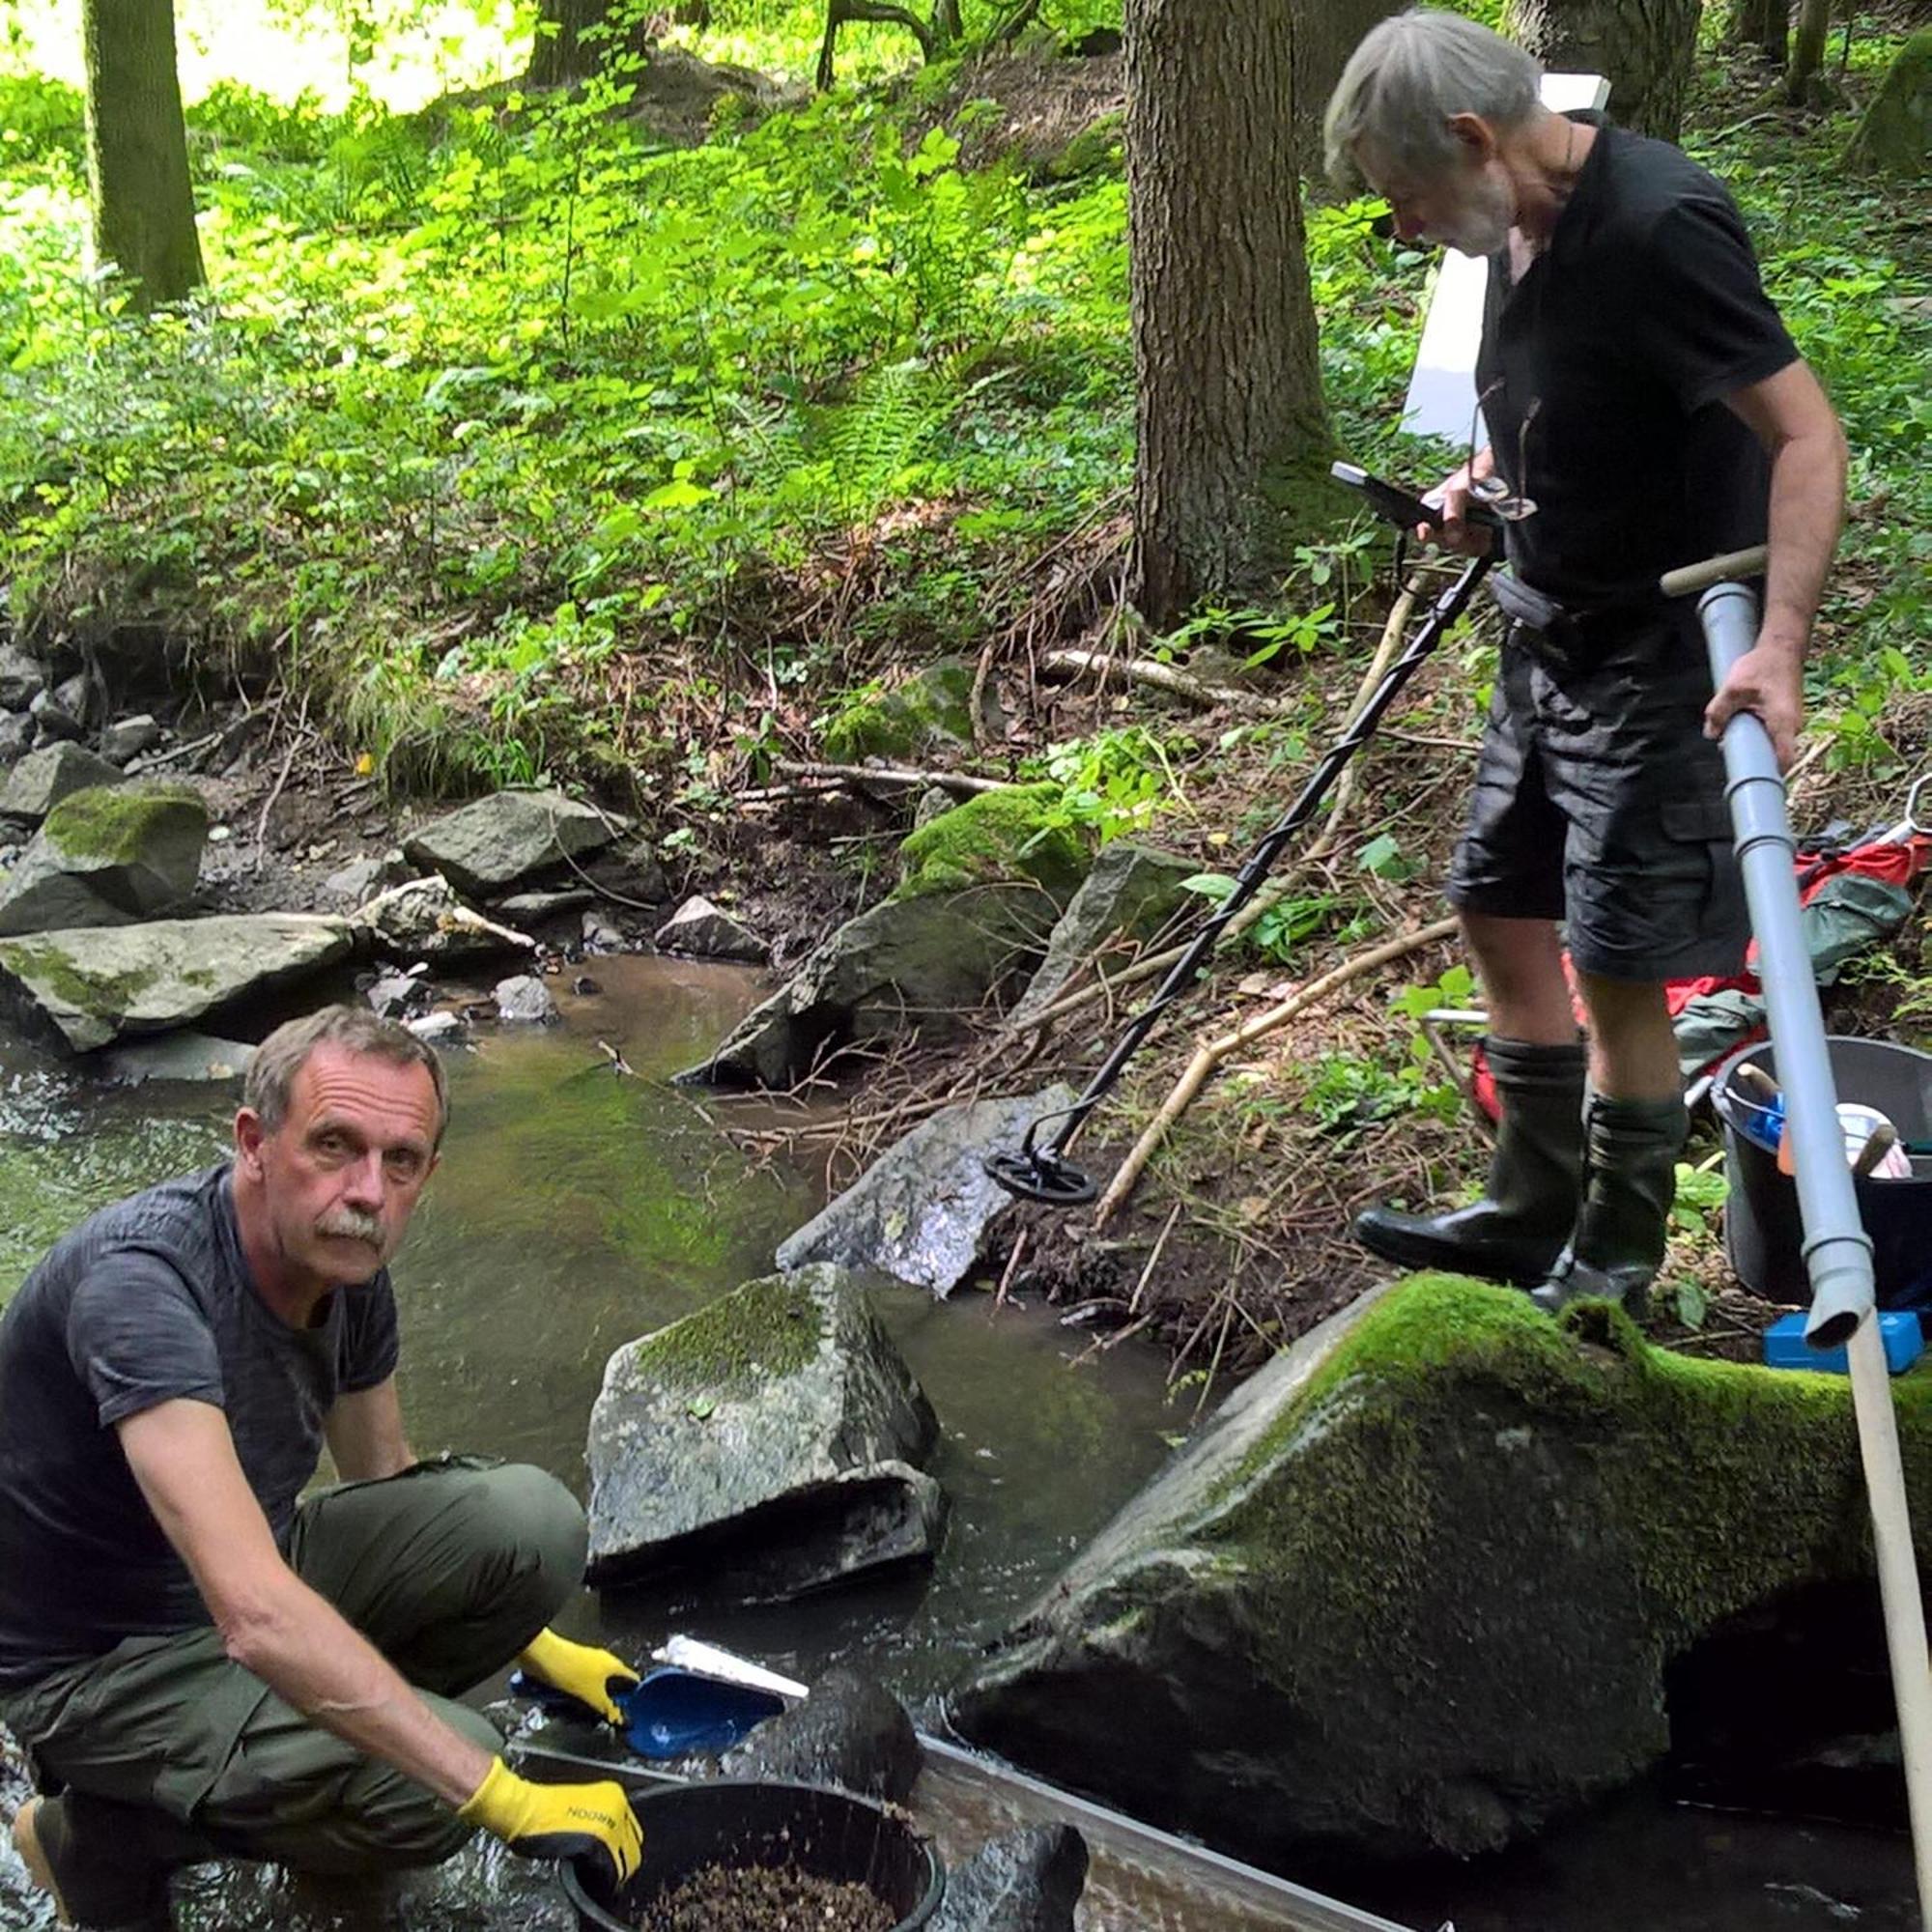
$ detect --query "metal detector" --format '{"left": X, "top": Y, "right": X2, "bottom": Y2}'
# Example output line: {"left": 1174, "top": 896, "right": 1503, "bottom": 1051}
{"left": 983, "top": 465, "right": 1502, "bottom": 1206}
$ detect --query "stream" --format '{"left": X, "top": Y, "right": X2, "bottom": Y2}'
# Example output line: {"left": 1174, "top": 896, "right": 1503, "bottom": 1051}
{"left": 0, "top": 958, "right": 1917, "bottom": 1930}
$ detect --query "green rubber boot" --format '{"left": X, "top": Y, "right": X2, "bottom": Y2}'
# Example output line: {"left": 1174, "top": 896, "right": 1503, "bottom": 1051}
{"left": 1353, "top": 1037, "right": 1587, "bottom": 1287}
{"left": 1530, "top": 1093, "right": 1690, "bottom": 1320}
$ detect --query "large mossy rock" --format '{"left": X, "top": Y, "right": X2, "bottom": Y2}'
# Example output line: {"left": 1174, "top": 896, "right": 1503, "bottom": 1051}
{"left": 0, "top": 782, "right": 208, "bottom": 936}
{"left": 0, "top": 914, "right": 355, "bottom": 1052}
{"left": 821, "top": 659, "right": 981, "bottom": 764}
{"left": 401, "top": 787, "right": 623, "bottom": 898}
{"left": 952, "top": 1276, "right": 1932, "bottom": 1867}
{"left": 680, "top": 787, "right": 1090, "bottom": 1087}
{"left": 585, "top": 1264, "right": 946, "bottom": 1601}
{"left": 1843, "top": 27, "right": 1931, "bottom": 176}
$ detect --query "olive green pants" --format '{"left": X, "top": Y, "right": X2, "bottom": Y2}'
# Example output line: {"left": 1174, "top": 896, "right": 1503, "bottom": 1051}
{"left": 2, "top": 1457, "right": 584, "bottom": 1925}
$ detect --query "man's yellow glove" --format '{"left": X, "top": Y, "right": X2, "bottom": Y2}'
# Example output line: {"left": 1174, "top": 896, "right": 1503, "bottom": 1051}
{"left": 518, "top": 1628, "right": 640, "bottom": 1726}
{"left": 458, "top": 1758, "right": 644, "bottom": 1886}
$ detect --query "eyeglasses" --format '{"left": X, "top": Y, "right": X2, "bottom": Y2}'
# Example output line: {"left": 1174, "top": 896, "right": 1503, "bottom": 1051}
{"left": 1467, "top": 379, "right": 1539, "bottom": 523}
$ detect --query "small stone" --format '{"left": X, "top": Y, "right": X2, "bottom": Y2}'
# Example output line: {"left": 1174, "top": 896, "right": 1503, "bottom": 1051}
{"left": 27, "top": 690, "right": 81, "bottom": 742}
{"left": 494, "top": 974, "right": 559, "bottom": 1024}
{"left": 208, "top": 824, "right": 233, "bottom": 843}
{"left": 653, "top": 895, "right": 768, "bottom": 964}
{"left": 405, "top": 1010, "right": 466, "bottom": 1045}
{"left": 0, "top": 645, "right": 46, "bottom": 712}
{"left": 572, "top": 974, "right": 602, "bottom": 996}
{"left": 52, "top": 674, "right": 93, "bottom": 724}
{"left": 99, "top": 715, "right": 161, "bottom": 765}
{"left": 581, "top": 911, "right": 626, "bottom": 953}
{"left": 0, "top": 712, "right": 33, "bottom": 763}
{"left": 495, "top": 887, "right": 595, "bottom": 922}
{"left": 364, "top": 971, "right": 429, "bottom": 1020}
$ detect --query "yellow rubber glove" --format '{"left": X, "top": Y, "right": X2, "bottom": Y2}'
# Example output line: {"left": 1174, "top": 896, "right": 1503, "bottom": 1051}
{"left": 517, "top": 1628, "right": 640, "bottom": 1726}
{"left": 457, "top": 1758, "right": 644, "bottom": 1886}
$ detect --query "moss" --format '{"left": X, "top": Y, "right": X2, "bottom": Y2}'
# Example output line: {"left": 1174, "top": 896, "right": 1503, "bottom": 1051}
{"left": 1842, "top": 27, "right": 1932, "bottom": 175}
{"left": 1046, "top": 109, "right": 1124, "bottom": 182}
{"left": 43, "top": 782, "right": 206, "bottom": 866}
{"left": 820, "top": 659, "right": 978, "bottom": 765}
{"left": 1210, "top": 1274, "right": 1926, "bottom": 1662}
{"left": 894, "top": 782, "right": 1090, "bottom": 901}
{"left": 0, "top": 937, "right": 162, "bottom": 1019}
{"left": 629, "top": 1269, "right": 826, "bottom": 1398}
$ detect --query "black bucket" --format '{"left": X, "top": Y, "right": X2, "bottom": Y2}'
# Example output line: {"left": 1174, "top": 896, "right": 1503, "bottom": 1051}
{"left": 1711, "top": 1034, "right": 1932, "bottom": 1307}
{"left": 561, "top": 1779, "right": 945, "bottom": 1932}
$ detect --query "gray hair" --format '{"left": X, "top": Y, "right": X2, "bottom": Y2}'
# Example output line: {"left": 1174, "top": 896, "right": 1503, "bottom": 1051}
{"left": 1324, "top": 9, "right": 1543, "bottom": 189}
{"left": 244, "top": 1005, "right": 450, "bottom": 1149}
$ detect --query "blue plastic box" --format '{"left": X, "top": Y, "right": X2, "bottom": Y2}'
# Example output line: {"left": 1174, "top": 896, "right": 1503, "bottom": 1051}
{"left": 1762, "top": 1309, "right": 1924, "bottom": 1377}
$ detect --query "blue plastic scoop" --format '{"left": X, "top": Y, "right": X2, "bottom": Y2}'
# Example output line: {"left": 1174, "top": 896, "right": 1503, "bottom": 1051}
{"left": 511, "top": 1665, "right": 786, "bottom": 1759}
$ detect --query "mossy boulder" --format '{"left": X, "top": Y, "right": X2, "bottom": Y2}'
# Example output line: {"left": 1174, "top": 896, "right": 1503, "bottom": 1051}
{"left": 1843, "top": 27, "right": 1932, "bottom": 176}
{"left": 952, "top": 1275, "right": 1932, "bottom": 1866}
{"left": 821, "top": 659, "right": 982, "bottom": 764}
{"left": 0, "top": 781, "right": 207, "bottom": 936}
{"left": 894, "top": 784, "right": 1090, "bottom": 901}
{"left": 585, "top": 1264, "right": 946, "bottom": 1601}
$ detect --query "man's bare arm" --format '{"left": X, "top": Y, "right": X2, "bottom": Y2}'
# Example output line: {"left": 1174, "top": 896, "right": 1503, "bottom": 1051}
{"left": 324, "top": 1377, "right": 414, "bottom": 1482}
{"left": 119, "top": 1398, "right": 490, "bottom": 1807}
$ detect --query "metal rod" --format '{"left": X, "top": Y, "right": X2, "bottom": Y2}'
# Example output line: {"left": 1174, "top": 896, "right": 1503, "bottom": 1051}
{"left": 1013, "top": 553, "right": 1492, "bottom": 1175}
{"left": 1695, "top": 571, "right": 1932, "bottom": 1931}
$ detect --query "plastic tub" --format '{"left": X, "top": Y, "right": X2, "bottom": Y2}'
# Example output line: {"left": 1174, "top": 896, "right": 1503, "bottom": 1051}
{"left": 563, "top": 1779, "right": 945, "bottom": 1932}
{"left": 1712, "top": 1035, "right": 1932, "bottom": 1307}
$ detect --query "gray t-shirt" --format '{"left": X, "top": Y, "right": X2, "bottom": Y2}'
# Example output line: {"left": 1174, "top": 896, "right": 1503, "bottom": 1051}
{"left": 0, "top": 1163, "right": 399, "bottom": 1690}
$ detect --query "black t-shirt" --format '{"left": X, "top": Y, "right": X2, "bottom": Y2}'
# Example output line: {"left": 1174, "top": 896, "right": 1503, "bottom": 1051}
{"left": 0, "top": 1163, "right": 398, "bottom": 1690}
{"left": 1476, "top": 119, "right": 1799, "bottom": 607}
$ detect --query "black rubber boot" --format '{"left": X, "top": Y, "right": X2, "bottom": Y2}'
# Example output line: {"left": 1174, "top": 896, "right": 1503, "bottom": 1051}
{"left": 1352, "top": 1037, "right": 1587, "bottom": 1286}
{"left": 13, "top": 1792, "right": 175, "bottom": 1931}
{"left": 1530, "top": 1093, "right": 1690, "bottom": 1320}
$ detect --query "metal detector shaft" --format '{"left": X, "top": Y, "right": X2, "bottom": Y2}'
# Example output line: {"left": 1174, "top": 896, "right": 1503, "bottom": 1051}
{"left": 994, "top": 553, "right": 1492, "bottom": 1201}
{"left": 1697, "top": 571, "right": 1932, "bottom": 1932}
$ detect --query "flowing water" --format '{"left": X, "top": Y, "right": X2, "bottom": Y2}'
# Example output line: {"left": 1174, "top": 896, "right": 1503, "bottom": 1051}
{"left": 0, "top": 959, "right": 1917, "bottom": 1930}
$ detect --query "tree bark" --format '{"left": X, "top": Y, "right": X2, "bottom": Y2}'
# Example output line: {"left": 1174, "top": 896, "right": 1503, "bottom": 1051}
{"left": 1291, "top": 0, "right": 1404, "bottom": 167}
{"left": 1504, "top": 0, "right": 1704, "bottom": 141}
{"left": 1782, "top": 0, "right": 1833, "bottom": 101}
{"left": 1124, "top": 0, "right": 1329, "bottom": 628}
{"left": 527, "top": 0, "right": 613, "bottom": 86}
{"left": 1727, "top": 0, "right": 1788, "bottom": 65}
{"left": 816, "top": 0, "right": 936, "bottom": 90}
{"left": 80, "top": 0, "right": 203, "bottom": 310}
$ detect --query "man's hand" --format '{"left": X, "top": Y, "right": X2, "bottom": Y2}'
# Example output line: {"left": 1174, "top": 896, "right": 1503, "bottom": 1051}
{"left": 458, "top": 1759, "right": 644, "bottom": 1886}
{"left": 1420, "top": 462, "right": 1500, "bottom": 557}
{"left": 517, "top": 1628, "right": 640, "bottom": 1727}
{"left": 1704, "top": 639, "right": 1804, "bottom": 770}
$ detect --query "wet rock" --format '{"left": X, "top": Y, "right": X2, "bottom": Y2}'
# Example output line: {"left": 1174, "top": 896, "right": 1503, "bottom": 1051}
{"left": 1006, "top": 841, "right": 1198, "bottom": 1030}
{"left": 572, "top": 974, "right": 602, "bottom": 996}
{"left": 494, "top": 973, "right": 559, "bottom": 1024}
{"left": 654, "top": 895, "right": 767, "bottom": 963}
{"left": 0, "top": 742, "right": 126, "bottom": 822}
{"left": 28, "top": 688, "right": 81, "bottom": 743}
{"left": 777, "top": 1085, "right": 1077, "bottom": 1298}
{"left": 364, "top": 969, "right": 430, "bottom": 1020}
{"left": 353, "top": 875, "right": 538, "bottom": 964}
{"left": 0, "top": 782, "right": 208, "bottom": 937}
{"left": 586, "top": 1264, "right": 946, "bottom": 1601}
{"left": 581, "top": 909, "right": 627, "bottom": 953}
{"left": 0, "top": 711, "right": 32, "bottom": 763}
{"left": 53, "top": 674, "right": 94, "bottom": 724}
{"left": 495, "top": 887, "right": 595, "bottom": 923}
{"left": 952, "top": 1276, "right": 1932, "bottom": 1868}
{"left": 930, "top": 1824, "right": 1089, "bottom": 1932}
{"left": 99, "top": 714, "right": 162, "bottom": 765}
{"left": 0, "top": 913, "right": 355, "bottom": 1052}
{"left": 719, "top": 1668, "right": 922, "bottom": 1803}
{"left": 0, "top": 646, "right": 46, "bottom": 713}
{"left": 101, "top": 1033, "right": 256, "bottom": 1084}
{"left": 406, "top": 1009, "right": 468, "bottom": 1047}
{"left": 402, "top": 786, "right": 625, "bottom": 898}
{"left": 574, "top": 832, "right": 669, "bottom": 907}
{"left": 318, "top": 849, "right": 411, "bottom": 910}
{"left": 1843, "top": 26, "right": 1932, "bottom": 175}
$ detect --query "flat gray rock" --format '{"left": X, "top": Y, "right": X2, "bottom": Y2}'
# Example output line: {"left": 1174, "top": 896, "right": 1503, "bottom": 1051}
{"left": 403, "top": 787, "right": 624, "bottom": 897}
{"left": 586, "top": 1264, "right": 945, "bottom": 1601}
{"left": 100, "top": 715, "right": 161, "bottom": 765}
{"left": 0, "top": 913, "right": 355, "bottom": 1052}
{"left": 494, "top": 888, "right": 594, "bottom": 922}
{"left": 0, "top": 743, "right": 126, "bottom": 823}
{"left": 494, "top": 973, "right": 559, "bottom": 1024}
{"left": 101, "top": 1033, "right": 256, "bottom": 1085}
{"left": 777, "top": 1084, "right": 1077, "bottom": 1297}
{"left": 654, "top": 895, "right": 767, "bottom": 963}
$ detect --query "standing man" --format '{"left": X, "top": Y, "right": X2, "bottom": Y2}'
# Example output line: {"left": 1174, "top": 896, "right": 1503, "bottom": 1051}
{"left": 1324, "top": 11, "right": 1846, "bottom": 1315}
{"left": 1, "top": 1007, "right": 644, "bottom": 1929}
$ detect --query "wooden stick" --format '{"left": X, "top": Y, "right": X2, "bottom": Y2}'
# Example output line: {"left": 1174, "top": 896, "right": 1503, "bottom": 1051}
{"left": 1039, "top": 647, "right": 1288, "bottom": 714}
{"left": 772, "top": 759, "right": 1013, "bottom": 796}
{"left": 1091, "top": 916, "right": 1459, "bottom": 1230}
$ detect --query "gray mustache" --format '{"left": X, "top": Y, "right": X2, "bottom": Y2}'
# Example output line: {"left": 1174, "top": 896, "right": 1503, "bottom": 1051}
{"left": 316, "top": 1208, "right": 384, "bottom": 1243}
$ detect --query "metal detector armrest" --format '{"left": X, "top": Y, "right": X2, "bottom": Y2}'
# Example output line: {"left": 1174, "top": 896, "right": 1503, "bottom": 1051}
{"left": 1330, "top": 461, "right": 1503, "bottom": 535}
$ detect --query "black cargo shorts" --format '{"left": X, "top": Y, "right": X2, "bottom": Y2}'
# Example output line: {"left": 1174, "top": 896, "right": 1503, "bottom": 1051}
{"left": 1446, "top": 607, "right": 1750, "bottom": 982}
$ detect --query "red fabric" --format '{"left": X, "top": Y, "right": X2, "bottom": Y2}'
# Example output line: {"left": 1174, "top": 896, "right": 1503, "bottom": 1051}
{"left": 1465, "top": 833, "right": 1931, "bottom": 1121}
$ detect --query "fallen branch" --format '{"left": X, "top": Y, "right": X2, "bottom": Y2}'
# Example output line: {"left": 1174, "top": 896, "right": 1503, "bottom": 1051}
{"left": 772, "top": 759, "right": 1014, "bottom": 797}
{"left": 1091, "top": 915, "right": 1460, "bottom": 1230}
{"left": 1039, "top": 648, "right": 1286, "bottom": 714}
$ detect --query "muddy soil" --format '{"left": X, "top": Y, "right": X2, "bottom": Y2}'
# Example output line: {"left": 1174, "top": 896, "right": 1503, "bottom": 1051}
{"left": 631, "top": 1861, "right": 895, "bottom": 1932}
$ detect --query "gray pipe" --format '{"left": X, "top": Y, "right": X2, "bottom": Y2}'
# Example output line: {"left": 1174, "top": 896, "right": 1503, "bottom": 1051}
{"left": 1698, "top": 582, "right": 1874, "bottom": 1349}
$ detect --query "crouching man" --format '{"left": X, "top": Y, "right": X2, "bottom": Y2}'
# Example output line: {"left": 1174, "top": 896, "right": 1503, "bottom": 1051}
{"left": 1, "top": 1007, "right": 643, "bottom": 1928}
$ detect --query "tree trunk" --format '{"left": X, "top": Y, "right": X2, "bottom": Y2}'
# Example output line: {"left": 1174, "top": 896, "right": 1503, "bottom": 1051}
{"left": 1504, "top": 0, "right": 1704, "bottom": 141}
{"left": 1124, "top": 0, "right": 1329, "bottom": 628}
{"left": 1782, "top": 0, "right": 1833, "bottom": 101}
{"left": 1727, "top": 0, "right": 1788, "bottom": 65}
{"left": 527, "top": 0, "right": 612, "bottom": 86}
{"left": 1291, "top": 0, "right": 1405, "bottom": 167}
{"left": 80, "top": 0, "right": 203, "bottom": 310}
